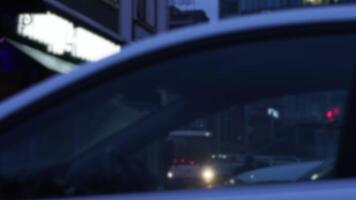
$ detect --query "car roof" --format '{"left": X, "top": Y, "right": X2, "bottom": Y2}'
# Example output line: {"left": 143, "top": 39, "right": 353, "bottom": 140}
{"left": 237, "top": 161, "right": 323, "bottom": 183}
{"left": 1, "top": 5, "right": 356, "bottom": 121}
{"left": 55, "top": 179, "right": 356, "bottom": 200}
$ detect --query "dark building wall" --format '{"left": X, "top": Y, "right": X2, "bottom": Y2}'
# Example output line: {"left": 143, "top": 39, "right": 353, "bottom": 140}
{"left": 0, "top": 41, "right": 54, "bottom": 101}
{"left": 220, "top": 0, "right": 356, "bottom": 19}
{"left": 220, "top": 0, "right": 303, "bottom": 18}
{"left": 219, "top": 0, "right": 240, "bottom": 18}
{"left": 59, "top": 0, "right": 119, "bottom": 33}
{"left": 169, "top": 6, "right": 209, "bottom": 29}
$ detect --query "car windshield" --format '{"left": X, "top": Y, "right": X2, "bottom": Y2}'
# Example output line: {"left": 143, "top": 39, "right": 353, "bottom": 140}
{"left": 0, "top": 34, "right": 354, "bottom": 198}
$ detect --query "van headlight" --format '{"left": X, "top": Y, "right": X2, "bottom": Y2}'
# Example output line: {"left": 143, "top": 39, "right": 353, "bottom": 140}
{"left": 201, "top": 166, "right": 216, "bottom": 184}
{"left": 229, "top": 178, "right": 236, "bottom": 185}
{"left": 167, "top": 171, "right": 174, "bottom": 179}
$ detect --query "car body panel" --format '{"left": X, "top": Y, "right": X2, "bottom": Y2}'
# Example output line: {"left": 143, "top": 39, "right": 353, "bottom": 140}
{"left": 51, "top": 179, "right": 356, "bottom": 200}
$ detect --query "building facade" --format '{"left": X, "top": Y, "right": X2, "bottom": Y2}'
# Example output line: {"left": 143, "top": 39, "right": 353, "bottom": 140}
{"left": 119, "top": 0, "right": 169, "bottom": 42}
{"left": 220, "top": 0, "right": 356, "bottom": 19}
{"left": 168, "top": 0, "right": 210, "bottom": 29}
{"left": 169, "top": 6, "right": 209, "bottom": 29}
{"left": 0, "top": 0, "right": 170, "bottom": 100}
{"left": 3, "top": 0, "right": 170, "bottom": 63}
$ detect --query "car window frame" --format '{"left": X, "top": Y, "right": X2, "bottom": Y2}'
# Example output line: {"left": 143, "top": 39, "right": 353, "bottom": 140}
{"left": 335, "top": 61, "right": 356, "bottom": 178}
{"left": 1, "top": 18, "right": 356, "bottom": 181}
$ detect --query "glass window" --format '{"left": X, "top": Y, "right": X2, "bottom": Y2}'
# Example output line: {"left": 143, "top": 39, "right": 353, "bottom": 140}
{"left": 0, "top": 34, "right": 355, "bottom": 197}
{"left": 145, "top": 0, "right": 157, "bottom": 28}
{"left": 134, "top": 0, "right": 157, "bottom": 36}
{"left": 220, "top": 0, "right": 356, "bottom": 19}
{"left": 160, "top": 91, "right": 345, "bottom": 189}
{"left": 136, "top": 0, "right": 147, "bottom": 21}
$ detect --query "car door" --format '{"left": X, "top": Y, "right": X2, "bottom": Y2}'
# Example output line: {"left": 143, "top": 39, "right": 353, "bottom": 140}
{"left": 0, "top": 7, "right": 356, "bottom": 199}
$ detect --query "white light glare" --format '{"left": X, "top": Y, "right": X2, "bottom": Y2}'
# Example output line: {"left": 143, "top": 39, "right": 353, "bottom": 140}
{"left": 204, "top": 132, "right": 212, "bottom": 137}
{"left": 17, "top": 12, "right": 121, "bottom": 62}
{"left": 267, "top": 108, "right": 280, "bottom": 119}
{"left": 229, "top": 179, "right": 236, "bottom": 185}
{"left": 201, "top": 166, "right": 216, "bottom": 184}
{"left": 167, "top": 171, "right": 174, "bottom": 179}
{"left": 311, "top": 174, "right": 320, "bottom": 181}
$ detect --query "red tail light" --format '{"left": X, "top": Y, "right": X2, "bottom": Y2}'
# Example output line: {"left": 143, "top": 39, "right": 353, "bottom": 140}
{"left": 326, "top": 107, "right": 341, "bottom": 122}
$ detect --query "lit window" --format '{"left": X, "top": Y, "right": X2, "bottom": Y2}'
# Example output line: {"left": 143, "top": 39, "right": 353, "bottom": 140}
{"left": 17, "top": 12, "right": 121, "bottom": 62}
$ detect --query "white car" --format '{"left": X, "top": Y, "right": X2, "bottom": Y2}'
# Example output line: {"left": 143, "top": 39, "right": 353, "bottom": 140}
{"left": 229, "top": 161, "right": 330, "bottom": 185}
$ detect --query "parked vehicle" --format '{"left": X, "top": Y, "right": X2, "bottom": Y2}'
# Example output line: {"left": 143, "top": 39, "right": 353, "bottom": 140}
{"left": 228, "top": 160, "right": 332, "bottom": 185}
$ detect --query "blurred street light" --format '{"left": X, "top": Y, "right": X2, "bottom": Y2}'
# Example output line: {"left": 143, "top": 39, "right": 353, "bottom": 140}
{"left": 267, "top": 107, "right": 279, "bottom": 142}
{"left": 267, "top": 108, "right": 280, "bottom": 119}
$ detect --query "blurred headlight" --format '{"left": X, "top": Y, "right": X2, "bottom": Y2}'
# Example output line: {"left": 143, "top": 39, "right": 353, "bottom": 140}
{"left": 167, "top": 171, "right": 174, "bottom": 179}
{"left": 311, "top": 173, "right": 320, "bottom": 181}
{"left": 229, "top": 178, "right": 236, "bottom": 185}
{"left": 201, "top": 166, "right": 216, "bottom": 184}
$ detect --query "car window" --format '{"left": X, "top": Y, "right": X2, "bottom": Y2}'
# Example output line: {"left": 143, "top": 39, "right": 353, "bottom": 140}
{"left": 0, "top": 34, "right": 355, "bottom": 198}
{"left": 157, "top": 91, "right": 345, "bottom": 189}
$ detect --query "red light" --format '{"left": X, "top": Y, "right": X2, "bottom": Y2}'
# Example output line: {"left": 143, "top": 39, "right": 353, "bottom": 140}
{"left": 173, "top": 158, "right": 196, "bottom": 165}
{"left": 326, "top": 107, "right": 341, "bottom": 122}
{"left": 326, "top": 111, "right": 333, "bottom": 119}
{"left": 333, "top": 107, "right": 341, "bottom": 115}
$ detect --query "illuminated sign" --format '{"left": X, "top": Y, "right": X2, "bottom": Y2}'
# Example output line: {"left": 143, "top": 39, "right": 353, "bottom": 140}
{"left": 17, "top": 12, "right": 121, "bottom": 62}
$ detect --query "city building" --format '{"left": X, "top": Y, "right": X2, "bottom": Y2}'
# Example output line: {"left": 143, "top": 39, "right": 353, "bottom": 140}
{"left": 0, "top": 0, "right": 170, "bottom": 100}
{"left": 120, "top": 0, "right": 169, "bottom": 42}
{"left": 169, "top": 6, "right": 209, "bottom": 29}
{"left": 2, "top": 0, "right": 170, "bottom": 66}
{"left": 219, "top": 0, "right": 356, "bottom": 19}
